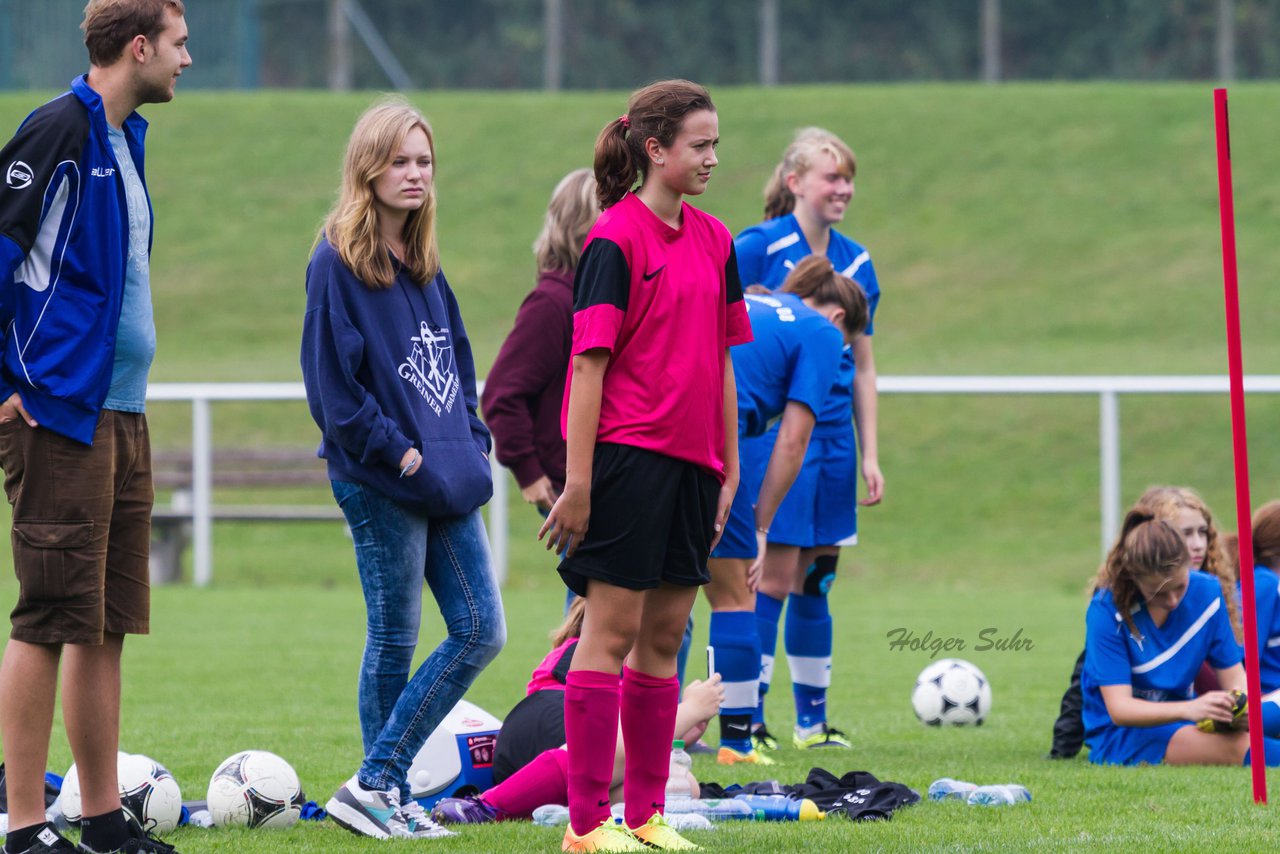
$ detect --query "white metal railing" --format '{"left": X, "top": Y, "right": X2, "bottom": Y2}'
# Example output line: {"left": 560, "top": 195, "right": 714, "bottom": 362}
{"left": 146, "top": 382, "right": 506, "bottom": 587}
{"left": 149, "top": 375, "right": 1280, "bottom": 586}
{"left": 878, "top": 375, "right": 1280, "bottom": 554}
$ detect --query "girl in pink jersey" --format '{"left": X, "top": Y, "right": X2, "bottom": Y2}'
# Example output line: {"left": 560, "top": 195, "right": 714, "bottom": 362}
{"left": 540, "top": 78, "right": 751, "bottom": 853}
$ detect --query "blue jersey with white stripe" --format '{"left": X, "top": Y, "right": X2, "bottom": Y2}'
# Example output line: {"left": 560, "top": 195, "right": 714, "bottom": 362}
{"left": 734, "top": 215, "right": 880, "bottom": 435}
{"left": 733, "top": 293, "right": 843, "bottom": 438}
{"left": 1246, "top": 565, "right": 1280, "bottom": 693}
{"left": 1082, "top": 571, "right": 1242, "bottom": 739}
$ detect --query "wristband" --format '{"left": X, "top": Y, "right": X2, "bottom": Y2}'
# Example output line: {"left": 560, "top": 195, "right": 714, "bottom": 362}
{"left": 399, "top": 449, "right": 421, "bottom": 478}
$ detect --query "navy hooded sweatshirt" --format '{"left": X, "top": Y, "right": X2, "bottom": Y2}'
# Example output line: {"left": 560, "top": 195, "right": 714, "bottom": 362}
{"left": 301, "top": 239, "right": 492, "bottom": 517}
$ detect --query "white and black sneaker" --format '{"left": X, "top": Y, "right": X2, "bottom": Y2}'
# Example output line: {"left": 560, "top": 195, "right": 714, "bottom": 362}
{"left": 399, "top": 798, "right": 455, "bottom": 839}
{"left": 325, "top": 774, "right": 412, "bottom": 839}
{"left": 8, "top": 824, "right": 86, "bottom": 853}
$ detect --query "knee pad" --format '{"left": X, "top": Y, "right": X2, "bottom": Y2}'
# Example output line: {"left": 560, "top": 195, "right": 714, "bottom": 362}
{"left": 802, "top": 554, "right": 838, "bottom": 597}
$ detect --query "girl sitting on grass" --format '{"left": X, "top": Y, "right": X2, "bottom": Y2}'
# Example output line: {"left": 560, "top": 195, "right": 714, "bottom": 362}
{"left": 1050, "top": 485, "right": 1241, "bottom": 757}
{"left": 1083, "top": 506, "right": 1279, "bottom": 766}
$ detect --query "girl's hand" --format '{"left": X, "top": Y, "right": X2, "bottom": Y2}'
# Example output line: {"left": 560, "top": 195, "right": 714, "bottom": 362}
{"left": 709, "top": 480, "right": 736, "bottom": 552}
{"left": 539, "top": 483, "right": 590, "bottom": 557}
{"left": 747, "top": 542, "right": 765, "bottom": 593}
{"left": 1187, "top": 690, "right": 1237, "bottom": 724}
{"left": 399, "top": 446, "right": 422, "bottom": 476}
{"left": 860, "top": 457, "right": 884, "bottom": 506}
{"left": 682, "top": 675, "right": 725, "bottom": 723}
{"left": 520, "top": 476, "right": 559, "bottom": 513}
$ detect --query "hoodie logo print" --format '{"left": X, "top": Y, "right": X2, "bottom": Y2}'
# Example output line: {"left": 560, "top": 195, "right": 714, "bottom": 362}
{"left": 399, "top": 321, "right": 458, "bottom": 416}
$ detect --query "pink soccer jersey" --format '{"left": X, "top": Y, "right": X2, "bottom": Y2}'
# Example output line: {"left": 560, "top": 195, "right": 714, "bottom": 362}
{"left": 563, "top": 192, "right": 752, "bottom": 483}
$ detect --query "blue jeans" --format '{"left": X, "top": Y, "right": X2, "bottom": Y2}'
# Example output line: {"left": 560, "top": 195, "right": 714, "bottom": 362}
{"left": 332, "top": 481, "right": 506, "bottom": 798}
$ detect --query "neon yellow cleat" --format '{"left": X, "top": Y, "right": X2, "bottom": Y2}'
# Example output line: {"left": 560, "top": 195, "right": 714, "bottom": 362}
{"left": 793, "top": 723, "right": 852, "bottom": 749}
{"left": 751, "top": 724, "right": 779, "bottom": 751}
{"left": 562, "top": 818, "right": 646, "bottom": 853}
{"left": 630, "top": 812, "right": 702, "bottom": 850}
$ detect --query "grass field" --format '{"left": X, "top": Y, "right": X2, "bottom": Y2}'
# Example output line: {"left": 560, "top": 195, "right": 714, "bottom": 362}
{"left": 1, "top": 82, "right": 1280, "bottom": 850}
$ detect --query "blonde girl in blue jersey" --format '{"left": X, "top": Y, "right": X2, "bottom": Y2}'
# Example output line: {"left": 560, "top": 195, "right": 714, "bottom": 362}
{"left": 735, "top": 128, "right": 881, "bottom": 751}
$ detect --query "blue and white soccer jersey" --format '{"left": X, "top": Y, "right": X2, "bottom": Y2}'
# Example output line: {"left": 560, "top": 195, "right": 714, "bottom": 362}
{"left": 712, "top": 293, "right": 843, "bottom": 559}
{"left": 734, "top": 213, "right": 880, "bottom": 327}
{"left": 734, "top": 215, "right": 880, "bottom": 548}
{"left": 1247, "top": 565, "right": 1280, "bottom": 693}
{"left": 1082, "top": 572, "right": 1242, "bottom": 765}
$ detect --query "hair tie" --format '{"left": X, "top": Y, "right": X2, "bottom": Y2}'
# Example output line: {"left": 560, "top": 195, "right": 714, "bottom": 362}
{"left": 619, "top": 114, "right": 630, "bottom": 129}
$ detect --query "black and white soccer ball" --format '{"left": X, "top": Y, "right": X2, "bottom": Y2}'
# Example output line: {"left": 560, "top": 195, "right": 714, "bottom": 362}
{"left": 206, "top": 750, "right": 304, "bottom": 829}
{"left": 59, "top": 752, "right": 183, "bottom": 834}
{"left": 911, "top": 658, "right": 992, "bottom": 726}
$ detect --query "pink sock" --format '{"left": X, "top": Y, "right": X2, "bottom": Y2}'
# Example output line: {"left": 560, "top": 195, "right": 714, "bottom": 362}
{"left": 482, "top": 748, "right": 569, "bottom": 819}
{"left": 565, "top": 669, "right": 621, "bottom": 836}
{"left": 621, "top": 665, "right": 679, "bottom": 828}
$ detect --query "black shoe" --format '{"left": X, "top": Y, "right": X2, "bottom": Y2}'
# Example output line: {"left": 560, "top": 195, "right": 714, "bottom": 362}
{"left": 1047, "top": 650, "right": 1086, "bottom": 759}
{"left": 79, "top": 814, "right": 177, "bottom": 854}
{"left": 8, "top": 825, "right": 86, "bottom": 853}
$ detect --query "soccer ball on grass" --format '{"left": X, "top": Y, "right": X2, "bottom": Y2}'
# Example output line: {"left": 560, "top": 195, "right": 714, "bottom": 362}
{"left": 206, "top": 750, "right": 304, "bottom": 829}
{"left": 58, "top": 752, "right": 183, "bottom": 834}
{"left": 911, "top": 658, "right": 992, "bottom": 726}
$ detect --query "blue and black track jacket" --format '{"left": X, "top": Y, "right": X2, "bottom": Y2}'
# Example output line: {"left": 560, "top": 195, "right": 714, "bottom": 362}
{"left": 0, "top": 76, "right": 151, "bottom": 444}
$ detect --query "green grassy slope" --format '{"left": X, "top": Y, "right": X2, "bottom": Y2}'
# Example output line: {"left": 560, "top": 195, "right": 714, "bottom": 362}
{"left": 5, "top": 83, "right": 1279, "bottom": 379}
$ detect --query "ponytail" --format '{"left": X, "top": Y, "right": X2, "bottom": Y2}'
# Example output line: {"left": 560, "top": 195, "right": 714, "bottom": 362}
{"left": 762, "top": 162, "right": 794, "bottom": 219}
{"left": 594, "top": 117, "right": 639, "bottom": 208}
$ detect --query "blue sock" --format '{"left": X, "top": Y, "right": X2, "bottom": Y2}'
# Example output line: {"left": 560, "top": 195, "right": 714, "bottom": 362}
{"left": 675, "top": 613, "right": 694, "bottom": 689}
{"left": 1242, "top": 735, "right": 1280, "bottom": 766}
{"left": 786, "top": 592, "right": 832, "bottom": 730}
{"left": 710, "top": 609, "right": 759, "bottom": 752}
{"left": 754, "top": 593, "right": 783, "bottom": 727}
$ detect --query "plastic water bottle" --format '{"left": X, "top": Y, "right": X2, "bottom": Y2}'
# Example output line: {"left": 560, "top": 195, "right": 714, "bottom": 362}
{"left": 665, "top": 739, "right": 693, "bottom": 799}
{"left": 665, "top": 813, "right": 714, "bottom": 831}
{"left": 665, "top": 796, "right": 754, "bottom": 821}
{"left": 45, "top": 800, "right": 72, "bottom": 833}
{"left": 532, "top": 803, "right": 571, "bottom": 826}
{"left": 967, "top": 784, "right": 1032, "bottom": 806}
{"left": 732, "top": 794, "right": 824, "bottom": 821}
{"left": 928, "top": 777, "right": 978, "bottom": 801}
{"left": 186, "top": 806, "right": 214, "bottom": 828}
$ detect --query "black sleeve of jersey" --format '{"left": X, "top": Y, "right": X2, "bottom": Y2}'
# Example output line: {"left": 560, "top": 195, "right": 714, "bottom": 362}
{"left": 572, "top": 238, "right": 630, "bottom": 313}
{"left": 550, "top": 640, "right": 577, "bottom": 684}
{"left": 0, "top": 98, "right": 87, "bottom": 254}
{"left": 725, "top": 243, "right": 745, "bottom": 305}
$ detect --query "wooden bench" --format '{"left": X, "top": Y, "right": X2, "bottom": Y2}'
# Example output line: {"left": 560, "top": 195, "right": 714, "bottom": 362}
{"left": 149, "top": 447, "right": 345, "bottom": 583}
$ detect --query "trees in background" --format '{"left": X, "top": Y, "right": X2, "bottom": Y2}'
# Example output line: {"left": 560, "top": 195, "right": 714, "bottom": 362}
{"left": 1, "top": 0, "right": 1277, "bottom": 90}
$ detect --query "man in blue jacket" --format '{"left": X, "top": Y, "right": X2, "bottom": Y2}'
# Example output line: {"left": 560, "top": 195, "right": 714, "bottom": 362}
{"left": 0, "top": 2, "right": 190, "bottom": 852}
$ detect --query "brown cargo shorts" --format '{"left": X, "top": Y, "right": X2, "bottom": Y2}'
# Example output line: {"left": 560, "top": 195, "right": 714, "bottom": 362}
{"left": 0, "top": 409, "right": 153, "bottom": 645}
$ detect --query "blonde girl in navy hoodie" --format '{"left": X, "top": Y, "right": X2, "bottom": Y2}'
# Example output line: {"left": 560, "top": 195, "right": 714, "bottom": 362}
{"left": 301, "top": 98, "right": 506, "bottom": 841}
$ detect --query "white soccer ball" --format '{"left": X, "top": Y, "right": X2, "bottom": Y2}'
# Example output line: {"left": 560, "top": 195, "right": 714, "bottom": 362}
{"left": 58, "top": 753, "right": 183, "bottom": 834}
{"left": 206, "top": 750, "right": 303, "bottom": 829}
{"left": 911, "top": 658, "right": 992, "bottom": 726}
